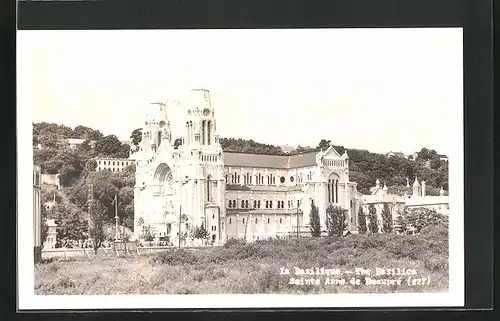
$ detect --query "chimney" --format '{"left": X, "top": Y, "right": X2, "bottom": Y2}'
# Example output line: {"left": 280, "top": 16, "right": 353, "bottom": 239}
{"left": 421, "top": 181, "right": 426, "bottom": 197}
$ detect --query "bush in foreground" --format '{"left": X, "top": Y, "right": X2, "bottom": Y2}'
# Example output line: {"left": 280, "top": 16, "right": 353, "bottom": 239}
{"left": 36, "top": 227, "right": 449, "bottom": 295}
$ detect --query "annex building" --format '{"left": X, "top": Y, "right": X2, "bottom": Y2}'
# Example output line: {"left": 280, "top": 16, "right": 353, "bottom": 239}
{"left": 131, "top": 89, "right": 359, "bottom": 245}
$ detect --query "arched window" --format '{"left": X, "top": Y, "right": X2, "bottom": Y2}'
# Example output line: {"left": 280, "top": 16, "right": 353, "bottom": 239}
{"left": 207, "top": 121, "right": 211, "bottom": 145}
{"left": 201, "top": 120, "right": 206, "bottom": 145}
{"left": 267, "top": 218, "right": 270, "bottom": 224}
{"left": 255, "top": 218, "right": 258, "bottom": 224}
{"left": 229, "top": 218, "right": 232, "bottom": 224}
{"left": 258, "top": 200, "right": 261, "bottom": 208}
{"left": 270, "top": 201, "right": 273, "bottom": 208}
{"left": 242, "top": 218, "right": 245, "bottom": 224}
{"left": 245, "top": 200, "right": 249, "bottom": 208}
{"left": 241, "top": 200, "right": 244, "bottom": 208}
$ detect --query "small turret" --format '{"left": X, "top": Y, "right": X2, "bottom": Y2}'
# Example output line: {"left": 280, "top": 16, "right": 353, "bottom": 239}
{"left": 421, "top": 181, "right": 426, "bottom": 197}
{"left": 376, "top": 178, "right": 380, "bottom": 188}
{"left": 440, "top": 186, "right": 445, "bottom": 196}
{"left": 413, "top": 176, "right": 420, "bottom": 197}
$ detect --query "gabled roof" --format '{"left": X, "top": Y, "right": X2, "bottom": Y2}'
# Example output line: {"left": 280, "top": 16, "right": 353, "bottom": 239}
{"left": 322, "top": 145, "right": 342, "bottom": 158}
{"left": 224, "top": 151, "right": 318, "bottom": 169}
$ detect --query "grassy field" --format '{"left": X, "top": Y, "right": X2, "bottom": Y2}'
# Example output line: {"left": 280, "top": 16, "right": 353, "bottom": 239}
{"left": 35, "top": 226, "right": 448, "bottom": 295}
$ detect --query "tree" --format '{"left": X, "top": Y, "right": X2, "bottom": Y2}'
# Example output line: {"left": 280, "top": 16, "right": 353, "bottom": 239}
{"left": 325, "top": 204, "right": 347, "bottom": 237}
{"left": 430, "top": 155, "right": 441, "bottom": 170}
{"left": 394, "top": 208, "right": 409, "bottom": 234}
{"left": 40, "top": 205, "right": 49, "bottom": 248}
{"left": 367, "top": 204, "right": 379, "bottom": 234}
{"left": 405, "top": 208, "right": 448, "bottom": 234}
{"left": 357, "top": 206, "right": 367, "bottom": 234}
{"left": 54, "top": 203, "right": 89, "bottom": 247}
{"left": 309, "top": 200, "right": 321, "bottom": 237}
{"left": 317, "top": 139, "right": 331, "bottom": 151}
{"left": 88, "top": 199, "right": 106, "bottom": 254}
{"left": 381, "top": 203, "right": 393, "bottom": 233}
{"left": 130, "top": 128, "right": 143, "bottom": 152}
{"left": 140, "top": 225, "right": 155, "bottom": 243}
{"left": 387, "top": 185, "right": 412, "bottom": 196}
{"left": 193, "top": 225, "right": 210, "bottom": 244}
{"left": 94, "top": 135, "right": 123, "bottom": 157}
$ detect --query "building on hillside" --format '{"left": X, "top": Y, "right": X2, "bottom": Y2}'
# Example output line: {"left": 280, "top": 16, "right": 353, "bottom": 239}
{"left": 33, "top": 165, "right": 42, "bottom": 263}
{"left": 386, "top": 151, "right": 407, "bottom": 159}
{"left": 360, "top": 179, "right": 407, "bottom": 232}
{"left": 43, "top": 219, "right": 58, "bottom": 249}
{"left": 95, "top": 158, "right": 136, "bottom": 173}
{"left": 132, "top": 89, "right": 360, "bottom": 245}
{"left": 360, "top": 177, "right": 450, "bottom": 232}
{"left": 67, "top": 138, "right": 86, "bottom": 149}
{"left": 41, "top": 173, "right": 61, "bottom": 189}
{"left": 280, "top": 145, "right": 296, "bottom": 154}
{"left": 406, "top": 178, "right": 449, "bottom": 215}
{"left": 438, "top": 154, "right": 449, "bottom": 162}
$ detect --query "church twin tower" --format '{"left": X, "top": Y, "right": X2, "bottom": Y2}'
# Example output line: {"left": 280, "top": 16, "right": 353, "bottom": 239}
{"left": 140, "top": 89, "right": 220, "bottom": 153}
{"left": 134, "top": 89, "right": 226, "bottom": 244}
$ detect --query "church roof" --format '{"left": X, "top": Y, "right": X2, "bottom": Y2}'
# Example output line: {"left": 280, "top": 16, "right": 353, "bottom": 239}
{"left": 406, "top": 196, "right": 449, "bottom": 206}
{"left": 223, "top": 151, "right": 318, "bottom": 169}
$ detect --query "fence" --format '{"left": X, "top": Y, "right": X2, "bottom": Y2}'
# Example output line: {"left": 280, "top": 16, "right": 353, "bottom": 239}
{"left": 41, "top": 245, "right": 211, "bottom": 260}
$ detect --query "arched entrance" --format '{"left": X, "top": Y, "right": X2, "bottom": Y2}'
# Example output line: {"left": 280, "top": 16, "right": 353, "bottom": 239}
{"left": 153, "top": 163, "right": 174, "bottom": 196}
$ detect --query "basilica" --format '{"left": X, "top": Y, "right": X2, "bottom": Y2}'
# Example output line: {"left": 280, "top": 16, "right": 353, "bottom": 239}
{"left": 131, "top": 89, "right": 359, "bottom": 245}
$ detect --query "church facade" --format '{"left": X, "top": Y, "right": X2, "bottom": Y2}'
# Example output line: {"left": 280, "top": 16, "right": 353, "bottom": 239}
{"left": 132, "top": 89, "right": 359, "bottom": 245}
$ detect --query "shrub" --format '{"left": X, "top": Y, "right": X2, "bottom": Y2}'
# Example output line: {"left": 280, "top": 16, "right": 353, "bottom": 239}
{"left": 368, "top": 204, "right": 379, "bottom": 233}
{"left": 309, "top": 201, "right": 321, "bottom": 237}
{"left": 325, "top": 205, "right": 347, "bottom": 237}
{"left": 149, "top": 249, "right": 198, "bottom": 265}
{"left": 58, "top": 276, "right": 75, "bottom": 289}
{"left": 223, "top": 238, "right": 247, "bottom": 249}
{"left": 357, "top": 206, "right": 367, "bottom": 234}
{"left": 381, "top": 203, "right": 393, "bottom": 233}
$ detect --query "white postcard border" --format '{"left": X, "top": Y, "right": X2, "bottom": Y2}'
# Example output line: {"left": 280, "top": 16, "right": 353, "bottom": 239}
{"left": 17, "top": 28, "right": 464, "bottom": 310}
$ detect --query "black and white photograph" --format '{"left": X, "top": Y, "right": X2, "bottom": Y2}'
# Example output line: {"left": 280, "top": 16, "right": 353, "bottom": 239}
{"left": 17, "top": 28, "right": 464, "bottom": 309}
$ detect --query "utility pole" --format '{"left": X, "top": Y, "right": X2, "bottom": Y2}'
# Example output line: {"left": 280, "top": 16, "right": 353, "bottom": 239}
{"left": 178, "top": 178, "right": 190, "bottom": 248}
{"left": 296, "top": 200, "right": 300, "bottom": 241}
{"left": 244, "top": 214, "right": 249, "bottom": 241}
{"left": 113, "top": 194, "right": 118, "bottom": 241}
{"left": 88, "top": 185, "right": 93, "bottom": 247}
{"left": 178, "top": 204, "right": 182, "bottom": 249}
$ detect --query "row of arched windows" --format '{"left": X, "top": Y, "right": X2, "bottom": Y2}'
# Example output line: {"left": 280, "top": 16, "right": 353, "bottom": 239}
{"left": 227, "top": 199, "right": 300, "bottom": 209}
{"left": 228, "top": 217, "right": 285, "bottom": 225}
{"left": 328, "top": 179, "right": 339, "bottom": 203}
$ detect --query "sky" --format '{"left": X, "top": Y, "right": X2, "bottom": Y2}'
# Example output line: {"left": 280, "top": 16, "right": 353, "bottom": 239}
{"left": 17, "top": 28, "right": 463, "bottom": 155}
